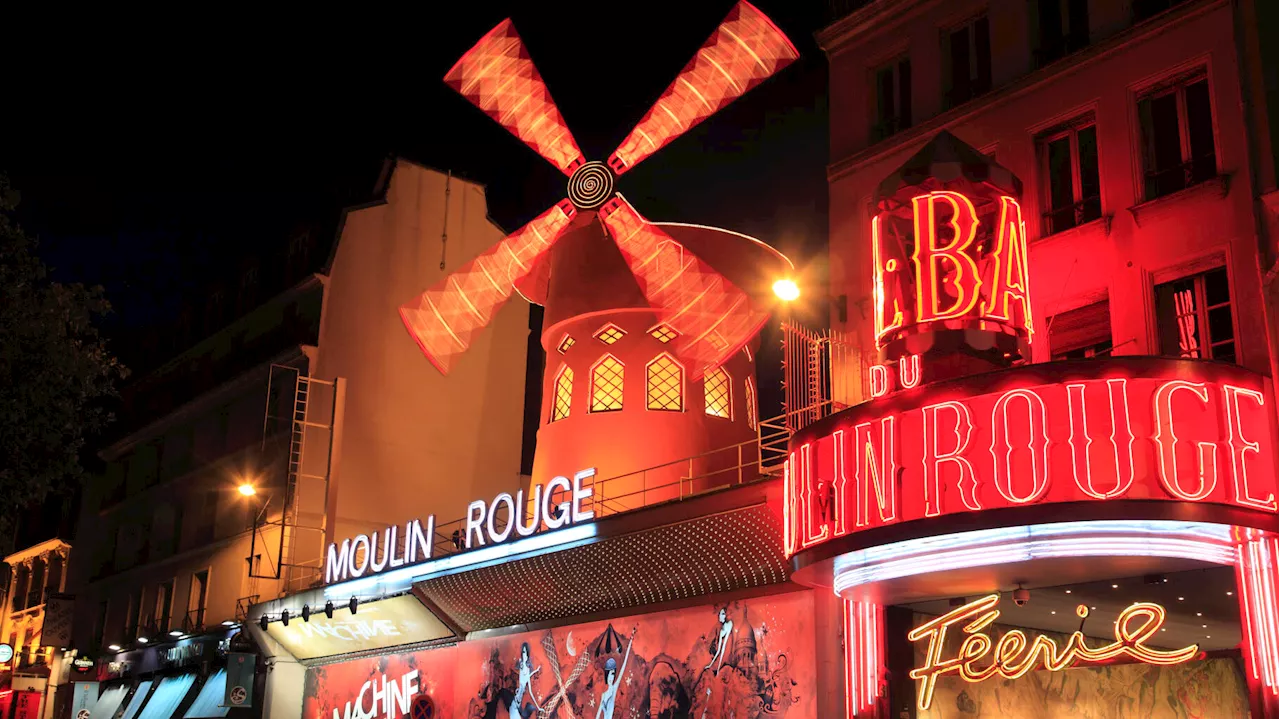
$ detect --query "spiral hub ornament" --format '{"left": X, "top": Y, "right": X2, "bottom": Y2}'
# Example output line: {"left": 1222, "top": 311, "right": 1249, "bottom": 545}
{"left": 567, "top": 161, "right": 615, "bottom": 210}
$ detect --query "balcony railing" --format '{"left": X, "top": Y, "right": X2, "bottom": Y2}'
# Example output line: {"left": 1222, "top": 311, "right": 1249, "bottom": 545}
{"left": 1042, "top": 195, "right": 1102, "bottom": 236}
{"left": 427, "top": 436, "right": 769, "bottom": 562}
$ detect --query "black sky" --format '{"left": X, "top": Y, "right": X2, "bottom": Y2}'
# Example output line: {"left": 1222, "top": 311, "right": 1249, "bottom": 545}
{"left": 4, "top": 2, "right": 830, "bottom": 337}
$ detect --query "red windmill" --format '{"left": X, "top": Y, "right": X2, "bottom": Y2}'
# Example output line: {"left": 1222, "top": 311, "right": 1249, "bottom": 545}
{"left": 402, "top": 2, "right": 799, "bottom": 492}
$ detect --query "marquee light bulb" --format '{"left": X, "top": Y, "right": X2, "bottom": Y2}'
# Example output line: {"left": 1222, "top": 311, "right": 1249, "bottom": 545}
{"left": 773, "top": 279, "right": 800, "bottom": 302}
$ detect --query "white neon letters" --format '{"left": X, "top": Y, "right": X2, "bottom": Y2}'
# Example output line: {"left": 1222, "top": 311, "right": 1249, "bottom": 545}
{"left": 324, "top": 469, "right": 596, "bottom": 584}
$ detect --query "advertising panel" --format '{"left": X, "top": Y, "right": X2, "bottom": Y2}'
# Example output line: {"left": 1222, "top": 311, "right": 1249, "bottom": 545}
{"left": 268, "top": 595, "right": 453, "bottom": 660}
{"left": 303, "top": 592, "right": 816, "bottom": 719}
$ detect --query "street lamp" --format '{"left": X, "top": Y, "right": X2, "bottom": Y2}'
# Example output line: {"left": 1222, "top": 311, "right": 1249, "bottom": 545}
{"left": 237, "top": 482, "right": 257, "bottom": 497}
{"left": 772, "top": 278, "right": 800, "bottom": 302}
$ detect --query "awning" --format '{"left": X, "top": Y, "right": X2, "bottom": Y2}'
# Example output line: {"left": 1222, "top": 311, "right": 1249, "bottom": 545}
{"left": 88, "top": 684, "right": 129, "bottom": 719}
{"left": 137, "top": 674, "right": 196, "bottom": 719}
{"left": 182, "top": 670, "right": 228, "bottom": 718}
{"left": 120, "top": 679, "right": 153, "bottom": 719}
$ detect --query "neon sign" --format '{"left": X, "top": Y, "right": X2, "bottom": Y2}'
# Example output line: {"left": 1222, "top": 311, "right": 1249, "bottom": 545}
{"left": 908, "top": 594, "right": 1199, "bottom": 710}
{"left": 783, "top": 358, "right": 1278, "bottom": 557}
{"left": 325, "top": 469, "right": 596, "bottom": 584}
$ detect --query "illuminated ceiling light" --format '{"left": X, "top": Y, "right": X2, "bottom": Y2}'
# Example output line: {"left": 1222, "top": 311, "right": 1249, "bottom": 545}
{"left": 772, "top": 278, "right": 800, "bottom": 302}
{"left": 1202, "top": 624, "right": 1208, "bottom": 628}
{"left": 168, "top": 630, "right": 182, "bottom": 637}
{"left": 1065, "top": 590, "right": 1071, "bottom": 594}
{"left": 221, "top": 620, "right": 235, "bottom": 626}
{"left": 832, "top": 521, "right": 1237, "bottom": 594}
{"left": 1178, "top": 597, "right": 1185, "bottom": 601}
{"left": 137, "top": 637, "right": 149, "bottom": 644}
{"left": 1196, "top": 612, "right": 1202, "bottom": 616}
{"left": 1050, "top": 610, "right": 1056, "bottom": 615}
{"left": 1227, "top": 591, "right": 1233, "bottom": 596}
{"left": 1112, "top": 584, "right": 1119, "bottom": 589}
{"left": 107, "top": 644, "right": 121, "bottom": 652}
{"left": 237, "top": 483, "right": 257, "bottom": 497}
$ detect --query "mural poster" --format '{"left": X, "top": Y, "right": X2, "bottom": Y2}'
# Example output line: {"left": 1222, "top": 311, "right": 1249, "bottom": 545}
{"left": 304, "top": 591, "right": 815, "bottom": 719}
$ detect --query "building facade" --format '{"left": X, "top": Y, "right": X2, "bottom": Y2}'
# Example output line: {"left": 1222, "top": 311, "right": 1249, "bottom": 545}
{"left": 67, "top": 159, "right": 533, "bottom": 719}
{"left": 0, "top": 539, "right": 72, "bottom": 719}
{"left": 797, "top": 0, "right": 1278, "bottom": 716}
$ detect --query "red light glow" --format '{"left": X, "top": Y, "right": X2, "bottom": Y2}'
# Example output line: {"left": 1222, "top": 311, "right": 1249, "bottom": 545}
{"left": 1235, "top": 529, "right": 1280, "bottom": 706}
{"left": 844, "top": 599, "right": 884, "bottom": 717}
{"left": 444, "top": 20, "right": 585, "bottom": 174}
{"left": 400, "top": 201, "right": 576, "bottom": 374}
{"left": 785, "top": 359, "right": 1278, "bottom": 558}
{"left": 875, "top": 193, "right": 1035, "bottom": 350}
{"left": 599, "top": 195, "right": 767, "bottom": 379}
{"left": 607, "top": 1, "right": 799, "bottom": 174}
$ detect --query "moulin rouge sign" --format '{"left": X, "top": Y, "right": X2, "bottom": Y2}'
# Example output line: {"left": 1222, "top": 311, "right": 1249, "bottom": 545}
{"left": 326, "top": 469, "right": 596, "bottom": 584}
{"left": 783, "top": 357, "right": 1278, "bottom": 556}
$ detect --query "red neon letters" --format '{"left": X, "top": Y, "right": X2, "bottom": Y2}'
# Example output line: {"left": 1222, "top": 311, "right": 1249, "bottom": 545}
{"left": 784, "top": 361, "right": 1278, "bottom": 557}
{"left": 875, "top": 193, "right": 1035, "bottom": 348}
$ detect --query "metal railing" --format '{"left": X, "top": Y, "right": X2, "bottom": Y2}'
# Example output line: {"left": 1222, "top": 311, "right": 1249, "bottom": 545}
{"left": 423, "top": 437, "right": 769, "bottom": 563}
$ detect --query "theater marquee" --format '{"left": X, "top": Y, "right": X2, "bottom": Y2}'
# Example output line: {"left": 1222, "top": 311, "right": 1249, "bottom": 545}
{"left": 783, "top": 357, "right": 1278, "bottom": 557}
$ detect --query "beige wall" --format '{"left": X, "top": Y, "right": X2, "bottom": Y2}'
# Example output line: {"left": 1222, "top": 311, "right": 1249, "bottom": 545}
{"left": 314, "top": 161, "right": 530, "bottom": 548}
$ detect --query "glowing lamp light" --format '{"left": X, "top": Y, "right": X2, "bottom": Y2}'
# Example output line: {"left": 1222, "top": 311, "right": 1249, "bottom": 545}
{"left": 137, "top": 637, "right": 149, "bottom": 644}
{"left": 168, "top": 630, "right": 182, "bottom": 637}
{"left": 237, "top": 483, "right": 257, "bottom": 497}
{"left": 773, "top": 278, "right": 800, "bottom": 302}
{"left": 107, "top": 644, "right": 121, "bottom": 652}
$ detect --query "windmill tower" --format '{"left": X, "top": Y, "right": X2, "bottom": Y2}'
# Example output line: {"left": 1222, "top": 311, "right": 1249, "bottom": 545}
{"left": 401, "top": 2, "right": 799, "bottom": 502}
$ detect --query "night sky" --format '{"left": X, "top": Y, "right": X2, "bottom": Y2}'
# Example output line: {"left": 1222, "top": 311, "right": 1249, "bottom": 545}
{"left": 4, "top": 1, "right": 832, "bottom": 405}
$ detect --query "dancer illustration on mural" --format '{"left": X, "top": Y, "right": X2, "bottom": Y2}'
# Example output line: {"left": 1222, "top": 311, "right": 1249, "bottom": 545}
{"left": 705, "top": 608, "right": 734, "bottom": 675}
{"left": 508, "top": 642, "right": 544, "bottom": 719}
{"left": 596, "top": 627, "right": 635, "bottom": 719}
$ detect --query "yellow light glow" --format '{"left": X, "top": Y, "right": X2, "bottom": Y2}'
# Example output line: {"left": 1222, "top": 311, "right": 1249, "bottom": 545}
{"left": 908, "top": 593, "right": 1199, "bottom": 710}
{"left": 773, "top": 278, "right": 800, "bottom": 302}
{"left": 238, "top": 483, "right": 257, "bottom": 497}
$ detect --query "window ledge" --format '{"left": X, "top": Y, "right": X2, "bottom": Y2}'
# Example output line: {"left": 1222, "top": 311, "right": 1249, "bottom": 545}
{"left": 1036, "top": 215, "right": 1114, "bottom": 244}
{"left": 1127, "top": 174, "right": 1231, "bottom": 228}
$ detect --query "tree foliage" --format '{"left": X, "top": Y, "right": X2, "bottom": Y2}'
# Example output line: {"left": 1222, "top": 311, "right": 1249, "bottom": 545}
{"left": 0, "top": 175, "right": 126, "bottom": 537}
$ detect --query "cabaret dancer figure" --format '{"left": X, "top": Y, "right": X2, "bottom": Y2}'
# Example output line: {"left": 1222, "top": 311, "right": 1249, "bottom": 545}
{"left": 508, "top": 642, "right": 543, "bottom": 719}
{"left": 596, "top": 628, "right": 636, "bottom": 719}
{"left": 705, "top": 608, "right": 734, "bottom": 675}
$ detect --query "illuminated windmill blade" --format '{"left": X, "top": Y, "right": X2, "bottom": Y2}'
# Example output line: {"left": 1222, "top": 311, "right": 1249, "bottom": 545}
{"left": 599, "top": 195, "right": 768, "bottom": 380}
{"left": 400, "top": 200, "right": 577, "bottom": 374}
{"left": 606, "top": 0, "right": 799, "bottom": 175}
{"left": 445, "top": 19, "right": 586, "bottom": 175}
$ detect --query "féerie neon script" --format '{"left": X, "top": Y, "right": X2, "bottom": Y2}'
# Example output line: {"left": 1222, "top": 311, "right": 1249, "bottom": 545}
{"left": 908, "top": 593, "right": 1199, "bottom": 710}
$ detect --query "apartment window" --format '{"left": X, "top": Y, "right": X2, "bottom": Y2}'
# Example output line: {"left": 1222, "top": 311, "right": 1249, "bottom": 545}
{"left": 1138, "top": 71, "right": 1216, "bottom": 200}
{"left": 187, "top": 570, "right": 209, "bottom": 631}
{"left": 551, "top": 366, "right": 573, "bottom": 422}
{"left": 1034, "top": 0, "right": 1089, "bottom": 66}
{"left": 1049, "top": 299, "right": 1113, "bottom": 359}
{"left": 590, "top": 356, "right": 625, "bottom": 412}
{"left": 704, "top": 368, "right": 732, "bottom": 419}
{"left": 872, "top": 56, "right": 912, "bottom": 142}
{"left": 1155, "top": 267, "right": 1236, "bottom": 363}
{"left": 944, "top": 14, "right": 992, "bottom": 107}
{"left": 1038, "top": 117, "right": 1102, "bottom": 235}
{"left": 155, "top": 580, "right": 174, "bottom": 634}
{"left": 646, "top": 354, "right": 684, "bottom": 411}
